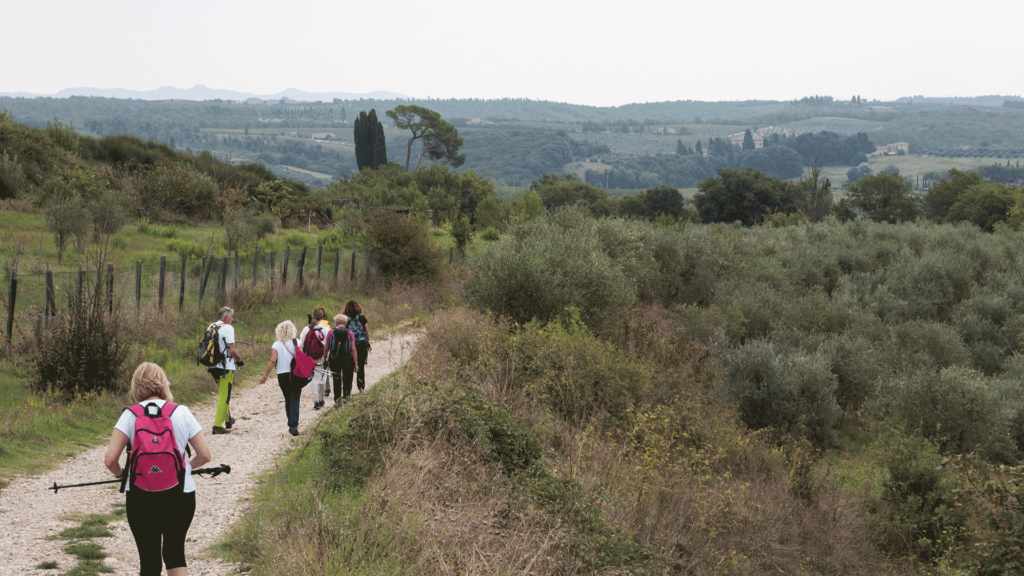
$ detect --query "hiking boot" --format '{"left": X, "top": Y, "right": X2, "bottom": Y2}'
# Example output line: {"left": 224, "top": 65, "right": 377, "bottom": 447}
{"left": 314, "top": 401, "right": 322, "bottom": 410}
{"left": 324, "top": 388, "right": 330, "bottom": 397}
{"left": 289, "top": 426, "right": 299, "bottom": 436}
{"left": 225, "top": 416, "right": 236, "bottom": 430}
{"left": 212, "top": 426, "right": 231, "bottom": 435}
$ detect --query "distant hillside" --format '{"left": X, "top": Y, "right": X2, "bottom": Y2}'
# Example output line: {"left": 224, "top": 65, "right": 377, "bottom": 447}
{"left": 869, "top": 106, "right": 1024, "bottom": 149}
{"left": 893, "top": 95, "right": 1022, "bottom": 107}
{"left": 0, "top": 85, "right": 407, "bottom": 102}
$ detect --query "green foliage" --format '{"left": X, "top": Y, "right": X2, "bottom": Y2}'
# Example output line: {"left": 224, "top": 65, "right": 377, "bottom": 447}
{"left": 421, "top": 386, "right": 542, "bottom": 476}
{"left": 124, "top": 161, "right": 220, "bottom": 219}
{"left": 480, "top": 226, "right": 500, "bottom": 241}
{"left": 530, "top": 173, "right": 615, "bottom": 217}
{"left": 322, "top": 163, "right": 421, "bottom": 210}
{"left": 414, "top": 164, "right": 495, "bottom": 223}
{"left": 316, "top": 398, "right": 397, "bottom": 491}
{"left": 32, "top": 297, "right": 136, "bottom": 398}
{"left": 317, "top": 224, "right": 362, "bottom": 250}
{"left": 282, "top": 230, "right": 307, "bottom": 247}
{"left": 924, "top": 168, "right": 984, "bottom": 222}
{"left": 865, "top": 430, "right": 968, "bottom": 563}
{"left": 619, "top": 184, "right": 685, "bottom": 221}
{"left": 869, "top": 366, "right": 1011, "bottom": 457}
{"left": 166, "top": 238, "right": 207, "bottom": 259}
{"left": 386, "top": 104, "right": 466, "bottom": 172}
{"left": 46, "top": 116, "right": 80, "bottom": 156}
{"left": 947, "top": 182, "right": 1021, "bottom": 232}
{"left": 353, "top": 109, "right": 387, "bottom": 171}
{"left": 837, "top": 171, "right": 920, "bottom": 223}
{"left": 364, "top": 211, "right": 442, "bottom": 282}
{"left": 44, "top": 194, "right": 88, "bottom": 264}
{"left": 466, "top": 207, "right": 637, "bottom": 334}
{"left": 472, "top": 194, "right": 507, "bottom": 230}
{"left": 450, "top": 215, "right": 471, "bottom": 252}
{"left": 693, "top": 167, "right": 803, "bottom": 225}
{"left": 722, "top": 339, "right": 840, "bottom": 448}
{"left": 0, "top": 150, "right": 29, "bottom": 199}
{"left": 223, "top": 205, "right": 276, "bottom": 252}
{"left": 952, "top": 460, "right": 1024, "bottom": 575}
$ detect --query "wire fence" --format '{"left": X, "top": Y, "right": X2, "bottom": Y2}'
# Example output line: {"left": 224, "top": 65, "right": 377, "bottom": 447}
{"left": 1, "top": 244, "right": 399, "bottom": 346}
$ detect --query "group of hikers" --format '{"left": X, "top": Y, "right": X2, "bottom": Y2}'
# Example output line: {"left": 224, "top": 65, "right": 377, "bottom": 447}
{"left": 101, "top": 300, "right": 371, "bottom": 575}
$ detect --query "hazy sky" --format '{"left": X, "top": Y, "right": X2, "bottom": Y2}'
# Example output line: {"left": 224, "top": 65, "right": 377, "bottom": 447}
{"left": 3, "top": 0, "right": 1020, "bottom": 107}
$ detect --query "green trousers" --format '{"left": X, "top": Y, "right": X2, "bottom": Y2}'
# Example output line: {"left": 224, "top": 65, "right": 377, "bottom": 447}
{"left": 213, "top": 369, "right": 234, "bottom": 428}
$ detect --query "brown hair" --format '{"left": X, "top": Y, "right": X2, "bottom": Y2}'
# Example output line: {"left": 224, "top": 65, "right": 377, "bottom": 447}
{"left": 310, "top": 306, "right": 326, "bottom": 327}
{"left": 130, "top": 362, "right": 173, "bottom": 404}
{"left": 342, "top": 300, "right": 362, "bottom": 316}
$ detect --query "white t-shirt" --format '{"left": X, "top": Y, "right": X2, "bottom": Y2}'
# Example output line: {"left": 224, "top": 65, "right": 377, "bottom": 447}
{"left": 114, "top": 399, "right": 202, "bottom": 492}
{"left": 272, "top": 340, "right": 299, "bottom": 375}
{"left": 298, "top": 322, "right": 329, "bottom": 363}
{"left": 211, "top": 321, "right": 236, "bottom": 371}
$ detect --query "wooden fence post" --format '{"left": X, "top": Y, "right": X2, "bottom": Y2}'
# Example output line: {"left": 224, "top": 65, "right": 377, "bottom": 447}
{"left": 158, "top": 256, "right": 166, "bottom": 310}
{"left": 233, "top": 252, "right": 239, "bottom": 290}
{"left": 220, "top": 255, "right": 229, "bottom": 301}
{"left": 179, "top": 255, "right": 187, "bottom": 312}
{"left": 350, "top": 243, "right": 356, "bottom": 281}
{"left": 252, "top": 246, "right": 260, "bottom": 287}
{"left": 77, "top": 265, "right": 83, "bottom": 310}
{"left": 282, "top": 246, "right": 290, "bottom": 286}
{"left": 107, "top": 264, "right": 114, "bottom": 314}
{"left": 297, "top": 247, "right": 307, "bottom": 288}
{"left": 270, "top": 252, "right": 276, "bottom": 290}
{"left": 213, "top": 255, "right": 223, "bottom": 302}
{"left": 5, "top": 268, "right": 16, "bottom": 344}
{"left": 333, "top": 248, "right": 340, "bottom": 282}
{"left": 45, "top": 266, "right": 55, "bottom": 327}
{"left": 197, "top": 256, "right": 209, "bottom": 311}
{"left": 135, "top": 260, "right": 142, "bottom": 313}
{"left": 364, "top": 249, "right": 372, "bottom": 279}
{"left": 316, "top": 245, "right": 323, "bottom": 282}
{"left": 449, "top": 247, "right": 453, "bottom": 266}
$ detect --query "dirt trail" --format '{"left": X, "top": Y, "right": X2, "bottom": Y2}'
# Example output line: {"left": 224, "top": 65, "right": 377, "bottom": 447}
{"left": 0, "top": 331, "right": 420, "bottom": 576}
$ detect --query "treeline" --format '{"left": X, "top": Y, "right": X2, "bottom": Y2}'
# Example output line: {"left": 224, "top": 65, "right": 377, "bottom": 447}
{"left": 217, "top": 134, "right": 357, "bottom": 176}
{"left": 458, "top": 130, "right": 609, "bottom": 184}
{"left": 585, "top": 131, "right": 872, "bottom": 188}
{"left": 871, "top": 106, "right": 1024, "bottom": 149}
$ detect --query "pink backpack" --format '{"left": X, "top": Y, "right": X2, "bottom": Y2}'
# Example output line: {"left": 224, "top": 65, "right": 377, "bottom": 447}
{"left": 125, "top": 402, "right": 186, "bottom": 492}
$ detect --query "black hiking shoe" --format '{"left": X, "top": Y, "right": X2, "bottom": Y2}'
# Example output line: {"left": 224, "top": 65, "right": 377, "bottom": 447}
{"left": 289, "top": 426, "right": 299, "bottom": 436}
{"left": 212, "top": 426, "right": 230, "bottom": 435}
{"left": 225, "top": 416, "right": 236, "bottom": 429}
{"left": 314, "top": 401, "right": 322, "bottom": 410}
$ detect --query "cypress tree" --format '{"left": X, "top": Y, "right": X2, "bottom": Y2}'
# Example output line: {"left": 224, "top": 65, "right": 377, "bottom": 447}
{"left": 353, "top": 111, "right": 370, "bottom": 170}
{"left": 372, "top": 115, "right": 388, "bottom": 168}
{"left": 695, "top": 140, "right": 703, "bottom": 156}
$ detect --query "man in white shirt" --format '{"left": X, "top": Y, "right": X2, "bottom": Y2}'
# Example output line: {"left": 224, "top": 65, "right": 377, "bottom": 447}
{"left": 209, "top": 306, "right": 244, "bottom": 434}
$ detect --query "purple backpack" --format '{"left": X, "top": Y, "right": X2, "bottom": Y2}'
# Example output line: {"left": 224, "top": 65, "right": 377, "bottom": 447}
{"left": 125, "top": 402, "right": 186, "bottom": 492}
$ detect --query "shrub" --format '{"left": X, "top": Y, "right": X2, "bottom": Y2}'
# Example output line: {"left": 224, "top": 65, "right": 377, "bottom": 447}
{"left": 223, "top": 205, "right": 275, "bottom": 252}
{"left": 864, "top": 430, "right": 968, "bottom": 563}
{"left": 480, "top": 226, "right": 500, "bottom": 241}
{"left": 32, "top": 297, "right": 138, "bottom": 398}
{"left": 722, "top": 339, "right": 840, "bottom": 448}
{"left": 317, "top": 224, "right": 362, "bottom": 251}
{"left": 166, "top": 239, "right": 206, "bottom": 260}
{"left": 282, "top": 231, "right": 307, "bottom": 247}
{"left": 869, "top": 366, "right": 1011, "bottom": 457}
{"left": 364, "top": 210, "right": 442, "bottom": 282}
{"left": 0, "top": 150, "right": 29, "bottom": 199}
{"left": 420, "top": 386, "right": 541, "bottom": 476}
{"left": 466, "top": 207, "right": 636, "bottom": 334}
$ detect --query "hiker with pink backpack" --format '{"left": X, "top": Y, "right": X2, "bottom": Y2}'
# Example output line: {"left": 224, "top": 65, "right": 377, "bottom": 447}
{"left": 258, "top": 319, "right": 315, "bottom": 436}
{"left": 104, "top": 362, "right": 212, "bottom": 576}
{"left": 298, "top": 306, "right": 331, "bottom": 410}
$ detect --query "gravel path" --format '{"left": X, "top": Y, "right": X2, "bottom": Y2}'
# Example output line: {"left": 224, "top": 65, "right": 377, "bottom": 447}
{"left": 0, "top": 330, "right": 420, "bottom": 576}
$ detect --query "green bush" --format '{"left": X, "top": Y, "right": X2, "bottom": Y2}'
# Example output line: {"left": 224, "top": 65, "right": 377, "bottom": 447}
{"left": 466, "top": 207, "right": 637, "bottom": 334}
{"left": 722, "top": 339, "right": 840, "bottom": 448}
{"left": 421, "top": 386, "right": 541, "bottom": 476}
{"left": 364, "top": 210, "right": 443, "bottom": 282}
{"left": 32, "top": 297, "right": 137, "bottom": 398}
{"left": 282, "top": 231, "right": 307, "bottom": 246}
{"left": 317, "top": 224, "right": 362, "bottom": 250}
{"left": 864, "top": 430, "right": 968, "bottom": 563}
{"left": 166, "top": 239, "right": 206, "bottom": 260}
{"left": 870, "top": 367, "right": 1012, "bottom": 457}
{"left": 223, "top": 206, "right": 275, "bottom": 252}
{"left": 480, "top": 226, "right": 500, "bottom": 241}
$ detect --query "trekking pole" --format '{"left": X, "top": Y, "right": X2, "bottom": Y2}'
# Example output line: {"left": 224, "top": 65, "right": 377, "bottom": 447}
{"left": 48, "top": 464, "right": 231, "bottom": 493}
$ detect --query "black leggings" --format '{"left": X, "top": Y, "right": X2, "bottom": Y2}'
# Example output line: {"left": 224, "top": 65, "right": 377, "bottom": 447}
{"left": 126, "top": 489, "right": 197, "bottom": 575}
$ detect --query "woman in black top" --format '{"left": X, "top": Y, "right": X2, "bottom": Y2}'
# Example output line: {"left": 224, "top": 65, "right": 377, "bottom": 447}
{"left": 342, "top": 300, "right": 370, "bottom": 392}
